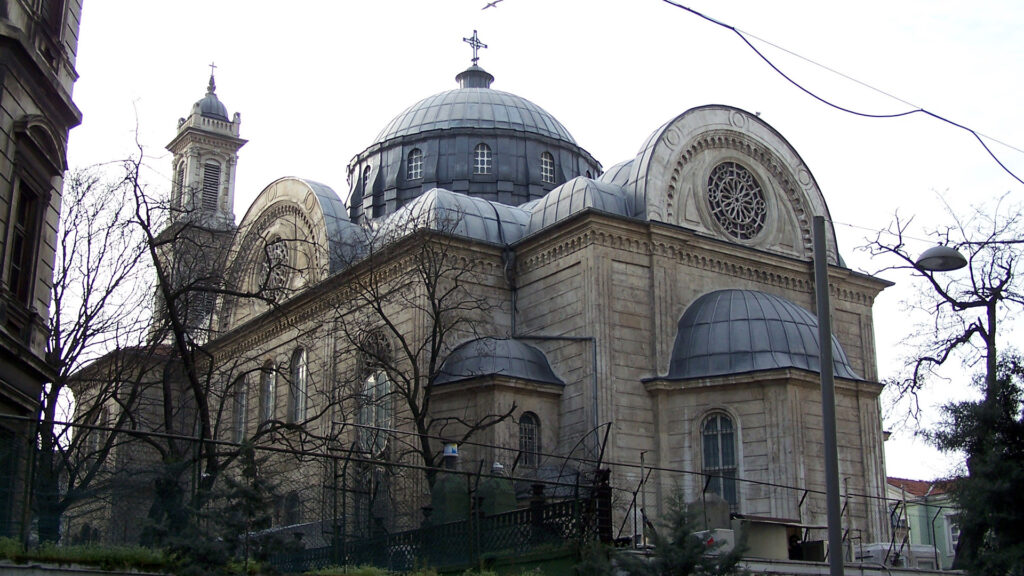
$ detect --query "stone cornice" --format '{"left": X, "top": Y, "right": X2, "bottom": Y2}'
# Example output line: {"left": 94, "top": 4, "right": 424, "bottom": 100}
{"left": 210, "top": 232, "right": 504, "bottom": 363}
{"left": 644, "top": 367, "right": 883, "bottom": 396}
{"left": 515, "top": 211, "right": 887, "bottom": 306}
{"left": 430, "top": 374, "right": 565, "bottom": 398}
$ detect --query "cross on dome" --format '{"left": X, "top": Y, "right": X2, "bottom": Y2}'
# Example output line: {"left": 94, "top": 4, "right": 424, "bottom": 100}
{"left": 207, "top": 61, "right": 218, "bottom": 93}
{"left": 462, "top": 30, "right": 487, "bottom": 65}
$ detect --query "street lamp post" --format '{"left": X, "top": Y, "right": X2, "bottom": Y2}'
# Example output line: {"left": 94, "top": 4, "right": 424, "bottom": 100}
{"left": 812, "top": 216, "right": 844, "bottom": 576}
{"left": 814, "top": 217, "right": 967, "bottom": 576}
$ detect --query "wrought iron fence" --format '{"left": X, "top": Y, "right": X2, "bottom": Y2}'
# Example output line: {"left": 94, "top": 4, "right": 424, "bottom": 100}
{"left": 272, "top": 497, "right": 594, "bottom": 573}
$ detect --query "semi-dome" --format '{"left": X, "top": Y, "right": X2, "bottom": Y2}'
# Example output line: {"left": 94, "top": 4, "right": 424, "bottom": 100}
{"left": 376, "top": 188, "right": 529, "bottom": 246}
{"left": 667, "top": 289, "right": 859, "bottom": 380}
{"left": 434, "top": 337, "right": 564, "bottom": 386}
{"left": 526, "top": 177, "right": 633, "bottom": 236}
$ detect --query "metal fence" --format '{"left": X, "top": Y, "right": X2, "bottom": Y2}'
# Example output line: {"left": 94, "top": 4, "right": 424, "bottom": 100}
{"left": 272, "top": 496, "right": 598, "bottom": 573}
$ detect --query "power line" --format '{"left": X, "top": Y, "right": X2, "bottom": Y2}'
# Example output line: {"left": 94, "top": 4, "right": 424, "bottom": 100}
{"left": 659, "top": 0, "right": 1024, "bottom": 187}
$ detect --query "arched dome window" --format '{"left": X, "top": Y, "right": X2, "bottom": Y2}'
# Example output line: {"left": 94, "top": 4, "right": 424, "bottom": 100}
{"left": 202, "top": 161, "right": 221, "bottom": 212}
{"left": 362, "top": 166, "right": 372, "bottom": 193}
{"left": 474, "top": 143, "right": 492, "bottom": 175}
{"left": 540, "top": 152, "right": 555, "bottom": 183}
{"left": 702, "top": 412, "right": 738, "bottom": 509}
{"left": 407, "top": 148, "right": 423, "bottom": 180}
{"left": 519, "top": 412, "right": 540, "bottom": 468}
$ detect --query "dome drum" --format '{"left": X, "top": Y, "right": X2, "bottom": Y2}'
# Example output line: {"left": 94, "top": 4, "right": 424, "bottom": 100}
{"left": 346, "top": 66, "right": 600, "bottom": 221}
{"left": 348, "top": 131, "right": 600, "bottom": 221}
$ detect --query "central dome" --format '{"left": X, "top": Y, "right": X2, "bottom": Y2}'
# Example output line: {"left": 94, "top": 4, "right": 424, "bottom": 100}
{"left": 375, "top": 87, "right": 577, "bottom": 145}
{"left": 347, "top": 64, "right": 601, "bottom": 221}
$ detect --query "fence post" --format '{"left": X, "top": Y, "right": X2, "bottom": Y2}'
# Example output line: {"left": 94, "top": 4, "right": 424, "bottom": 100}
{"left": 593, "top": 469, "right": 613, "bottom": 544}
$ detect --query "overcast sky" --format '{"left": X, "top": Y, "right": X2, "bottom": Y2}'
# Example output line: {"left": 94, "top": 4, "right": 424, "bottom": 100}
{"left": 68, "top": 0, "right": 1024, "bottom": 480}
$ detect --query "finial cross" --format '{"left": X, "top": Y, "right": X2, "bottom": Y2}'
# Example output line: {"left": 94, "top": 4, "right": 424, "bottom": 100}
{"left": 462, "top": 30, "right": 487, "bottom": 65}
{"left": 209, "top": 61, "right": 217, "bottom": 76}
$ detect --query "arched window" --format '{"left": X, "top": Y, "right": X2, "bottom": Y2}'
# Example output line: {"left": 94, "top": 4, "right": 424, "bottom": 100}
{"left": 202, "top": 161, "right": 220, "bottom": 212}
{"left": 358, "top": 370, "right": 391, "bottom": 455}
{"left": 289, "top": 348, "right": 307, "bottom": 423}
{"left": 259, "top": 362, "right": 276, "bottom": 423}
{"left": 407, "top": 148, "right": 423, "bottom": 180}
{"left": 519, "top": 412, "right": 540, "bottom": 468}
{"left": 702, "top": 413, "right": 738, "bottom": 508}
{"left": 174, "top": 161, "right": 186, "bottom": 208}
{"left": 283, "top": 491, "right": 301, "bottom": 526}
{"left": 473, "top": 143, "right": 492, "bottom": 174}
{"left": 540, "top": 152, "right": 555, "bottom": 183}
{"left": 362, "top": 165, "right": 372, "bottom": 192}
{"left": 232, "top": 376, "right": 247, "bottom": 442}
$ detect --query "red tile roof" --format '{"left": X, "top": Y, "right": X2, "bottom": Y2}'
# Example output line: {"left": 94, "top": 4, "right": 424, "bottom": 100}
{"left": 887, "top": 477, "right": 953, "bottom": 497}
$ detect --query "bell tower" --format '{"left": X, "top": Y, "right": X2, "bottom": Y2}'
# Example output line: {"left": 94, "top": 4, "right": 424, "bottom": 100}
{"left": 153, "top": 68, "right": 246, "bottom": 343}
{"left": 166, "top": 66, "right": 246, "bottom": 228}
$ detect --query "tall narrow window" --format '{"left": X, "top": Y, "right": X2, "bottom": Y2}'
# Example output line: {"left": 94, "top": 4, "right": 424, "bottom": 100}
{"left": 407, "top": 149, "right": 423, "bottom": 180}
{"left": 289, "top": 348, "right": 307, "bottom": 423}
{"left": 174, "top": 162, "right": 186, "bottom": 209}
{"left": 702, "top": 413, "right": 738, "bottom": 508}
{"left": 283, "top": 491, "right": 301, "bottom": 526}
{"left": 358, "top": 370, "right": 391, "bottom": 455}
{"left": 473, "top": 143, "right": 492, "bottom": 174}
{"left": 519, "top": 412, "right": 540, "bottom": 468}
{"left": 540, "top": 152, "right": 555, "bottom": 183}
{"left": 260, "top": 362, "right": 276, "bottom": 423}
{"left": 202, "top": 161, "right": 220, "bottom": 213}
{"left": 233, "top": 377, "right": 248, "bottom": 442}
{"left": 362, "top": 166, "right": 372, "bottom": 193}
{"left": 8, "top": 183, "right": 40, "bottom": 305}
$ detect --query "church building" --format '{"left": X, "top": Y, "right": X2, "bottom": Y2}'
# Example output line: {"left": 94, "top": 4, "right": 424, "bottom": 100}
{"left": 91, "top": 33, "right": 894, "bottom": 561}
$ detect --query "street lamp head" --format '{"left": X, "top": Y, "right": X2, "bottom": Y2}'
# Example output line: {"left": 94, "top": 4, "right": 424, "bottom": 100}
{"left": 916, "top": 245, "right": 968, "bottom": 272}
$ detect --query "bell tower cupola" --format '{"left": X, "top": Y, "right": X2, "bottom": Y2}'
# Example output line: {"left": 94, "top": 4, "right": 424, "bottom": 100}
{"left": 166, "top": 66, "right": 246, "bottom": 228}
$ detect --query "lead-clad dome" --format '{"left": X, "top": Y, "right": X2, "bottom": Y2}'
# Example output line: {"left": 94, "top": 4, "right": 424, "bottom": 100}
{"left": 667, "top": 289, "right": 859, "bottom": 380}
{"left": 347, "top": 64, "right": 601, "bottom": 221}
{"left": 376, "top": 87, "right": 577, "bottom": 145}
{"left": 195, "top": 74, "right": 229, "bottom": 121}
{"left": 434, "top": 337, "right": 564, "bottom": 386}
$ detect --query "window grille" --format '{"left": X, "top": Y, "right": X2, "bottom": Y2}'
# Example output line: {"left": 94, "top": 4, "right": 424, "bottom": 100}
{"left": 519, "top": 412, "right": 541, "bottom": 468}
{"left": 540, "top": 152, "right": 555, "bottom": 183}
{"left": 702, "top": 413, "right": 738, "bottom": 508}
{"left": 474, "top": 143, "right": 492, "bottom": 174}
{"left": 407, "top": 149, "right": 423, "bottom": 180}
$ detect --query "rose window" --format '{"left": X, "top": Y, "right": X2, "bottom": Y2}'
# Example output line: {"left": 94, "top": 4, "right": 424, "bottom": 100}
{"left": 707, "top": 162, "right": 767, "bottom": 240}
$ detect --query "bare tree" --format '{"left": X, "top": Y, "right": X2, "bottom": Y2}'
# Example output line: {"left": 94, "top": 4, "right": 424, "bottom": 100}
{"left": 331, "top": 213, "right": 515, "bottom": 494}
{"left": 120, "top": 153, "right": 340, "bottom": 546}
{"left": 865, "top": 195, "right": 1024, "bottom": 417}
{"left": 866, "top": 195, "right": 1024, "bottom": 573}
{"left": 35, "top": 165, "right": 150, "bottom": 543}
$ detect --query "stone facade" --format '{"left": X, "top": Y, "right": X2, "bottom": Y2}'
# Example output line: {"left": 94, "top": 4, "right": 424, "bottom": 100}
{"left": 0, "top": 0, "right": 82, "bottom": 539}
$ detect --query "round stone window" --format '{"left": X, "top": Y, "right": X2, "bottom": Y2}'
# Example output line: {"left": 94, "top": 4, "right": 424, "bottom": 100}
{"left": 707, "top": 162, "right": 767, "bottom": 240}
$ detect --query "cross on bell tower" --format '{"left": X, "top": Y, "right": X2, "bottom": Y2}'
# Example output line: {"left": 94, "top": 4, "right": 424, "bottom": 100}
{"left": 463, "top": 30, "right": 487, "bottom": 65}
